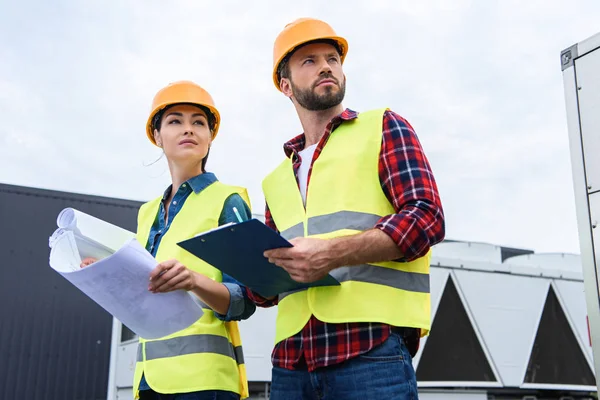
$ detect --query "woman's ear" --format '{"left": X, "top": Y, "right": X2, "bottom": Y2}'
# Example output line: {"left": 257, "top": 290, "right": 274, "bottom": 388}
{"left": 154, "top": 129, "right": 162, "bottom": 147}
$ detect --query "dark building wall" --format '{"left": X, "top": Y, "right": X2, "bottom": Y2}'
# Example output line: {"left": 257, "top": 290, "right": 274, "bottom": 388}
{"left": 0, "top": 183, "right": 142, "bottom": 400}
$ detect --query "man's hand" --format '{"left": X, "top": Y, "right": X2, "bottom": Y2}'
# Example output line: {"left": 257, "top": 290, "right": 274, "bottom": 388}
{"left": 264, "top": 237, "right": 339, "bottom": 283}
{"left": 148, "top": 259, "right": 198, "bottom": 293}
{"left": 264, "top": 229, "right": 405, "bottom": 284}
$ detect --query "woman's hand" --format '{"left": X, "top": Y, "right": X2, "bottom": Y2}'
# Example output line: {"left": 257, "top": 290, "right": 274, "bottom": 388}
{"left": 80, "top": 257, "right": 97, "bottom": 268}
{"left": 148, "top": 259, "right": 198, "bottom": 293}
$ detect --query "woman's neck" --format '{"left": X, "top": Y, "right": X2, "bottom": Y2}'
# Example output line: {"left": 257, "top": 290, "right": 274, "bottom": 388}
{"left": 166, "top": 161, "right": 203, "bottom": 203}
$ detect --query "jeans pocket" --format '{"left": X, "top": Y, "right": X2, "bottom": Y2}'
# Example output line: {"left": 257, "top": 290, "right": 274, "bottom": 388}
{"left": 358, "top": 333, "right": 404, "bottom": 362}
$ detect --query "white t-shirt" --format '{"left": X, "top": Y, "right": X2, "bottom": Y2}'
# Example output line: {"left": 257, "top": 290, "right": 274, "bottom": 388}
{"left": 297, "top": 144, "right": 318, "bottom": 206}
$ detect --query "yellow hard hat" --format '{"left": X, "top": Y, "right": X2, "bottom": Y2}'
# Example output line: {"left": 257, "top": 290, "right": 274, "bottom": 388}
{"left": 272, "top": 18, "right": 348, "bottom": 91}
{"left": 145, "top": 81, "right": 221, "bottom": 146}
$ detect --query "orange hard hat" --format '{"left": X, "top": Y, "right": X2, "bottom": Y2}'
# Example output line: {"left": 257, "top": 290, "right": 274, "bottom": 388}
{"left": 145, "top": 80, "right": 221, "bottom": 146}
{"left": 272, "top": 18, "right": 348, "bottom": 91}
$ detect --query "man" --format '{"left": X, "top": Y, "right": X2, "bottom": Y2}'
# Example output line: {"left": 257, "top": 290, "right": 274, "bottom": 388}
{"left": 250, "top": 18, "right": 445, "bottom": 399}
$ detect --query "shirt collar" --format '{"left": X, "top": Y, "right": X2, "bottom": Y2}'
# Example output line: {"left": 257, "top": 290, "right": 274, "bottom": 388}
{"left": 187, "top": 172, "right": 218, "bottom": 194}
{"left": 161, "top": 172, "right": 218, "bottom": 200}
{"left": 283, "top": 108, "right": 358, "bottom": 157}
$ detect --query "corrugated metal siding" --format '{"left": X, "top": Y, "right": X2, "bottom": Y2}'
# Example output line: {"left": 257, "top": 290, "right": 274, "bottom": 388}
{"left": 0, "top": 184, "right": 142, "bottom": 400}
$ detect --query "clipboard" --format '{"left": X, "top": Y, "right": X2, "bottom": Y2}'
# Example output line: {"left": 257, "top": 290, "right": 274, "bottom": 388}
{"left": 177, "top": 219, "right": 340, "bottom": 298}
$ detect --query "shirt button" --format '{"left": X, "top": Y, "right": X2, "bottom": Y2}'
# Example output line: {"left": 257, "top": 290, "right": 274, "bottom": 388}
{"left": 182, "top": 184, "right": 187, "bottom": 188}
{"left": 172, "top": 201, "right": 177, "bottom": 205}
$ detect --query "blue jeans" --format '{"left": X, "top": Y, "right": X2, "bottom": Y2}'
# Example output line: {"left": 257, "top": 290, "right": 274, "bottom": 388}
{"left": 138, "top": 389, "right": 239, "bottom": 400}
{"left": 269, "top": 332, "right": 418, "bottom": 400}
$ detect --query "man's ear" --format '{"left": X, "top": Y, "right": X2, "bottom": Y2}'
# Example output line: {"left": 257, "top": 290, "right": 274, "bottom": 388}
{"left": 280, "top": 78, "right": 293, "bottom": 99}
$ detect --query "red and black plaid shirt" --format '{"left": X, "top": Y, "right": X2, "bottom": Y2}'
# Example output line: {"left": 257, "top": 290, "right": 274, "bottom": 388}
{"left": 248, "top": 108, "right": 445, "bottom": 371}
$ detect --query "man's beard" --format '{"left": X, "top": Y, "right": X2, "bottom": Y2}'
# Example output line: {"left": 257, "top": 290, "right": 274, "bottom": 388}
{"left": 291, "top": 75, "right": 346, "bottom": 111}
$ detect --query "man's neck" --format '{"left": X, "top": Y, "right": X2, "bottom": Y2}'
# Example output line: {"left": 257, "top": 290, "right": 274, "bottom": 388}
{"left": 297, "top": 104, "right": 345, "bottom": 148}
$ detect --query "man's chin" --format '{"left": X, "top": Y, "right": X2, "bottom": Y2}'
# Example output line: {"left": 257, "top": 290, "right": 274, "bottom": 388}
{"left": 318, "top": 94, "right": 343, "bottom": 106}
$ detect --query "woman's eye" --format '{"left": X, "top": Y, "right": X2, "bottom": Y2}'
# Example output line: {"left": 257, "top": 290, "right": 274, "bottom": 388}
{"left": 193, "top": 120, "right": 205, "bottom": 126}
{"left": 168, "top": 119, "right": 181, "bottom": 124}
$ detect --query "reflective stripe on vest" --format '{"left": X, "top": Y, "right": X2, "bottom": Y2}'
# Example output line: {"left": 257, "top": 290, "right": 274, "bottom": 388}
{"left": 281, "top": 210, "right": 382, "bottom": 239}
{"left": 278, "top": 209, "right": 430, "bottom": 300}
{"left": 279, "top": 264, "right": 430, "bottom": 301}
{"left": 281, "top": 222, "right": 303, "bottom": 240}
{"left": 280, "top": 210, "right": 382, "bottom": 240}
{"left": 137, "top": 335, "right": 245, "bottom": 364}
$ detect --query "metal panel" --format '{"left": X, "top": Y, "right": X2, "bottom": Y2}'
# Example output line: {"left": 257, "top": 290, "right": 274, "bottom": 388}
{"left": 429, "top": 268, "right": 451, "bottom": 317}
{"left": 0, "top": 183, "right": 141, "bottom": 400}
{"left": 452, "top": 270, "right": 549, "bottom": 387}
{"left": 575, "top": 48, "right": 600, "bottom": 193}
{"left": 115, "top": 343, "right": 138, "bottom": 389}
{"left": 563, "top": 35, "right": 600, "bottom": 389}
{"left": 520, "top": 383, "right": 597, "bottom": 392}
{"left": 576, "top": 31, "right": 600, "bottom": 59}
{"left": 503, "top": 253, "right": 581, "bottom": 271}
{"left": 419, "top": 390, "right": 488, "bottom": 400}
{"left": 503, "top": 252, "right": 584, "bottom": 281}
{"left": 589, "top": 192, "right": 600, "bottom": 275}
{"left": 411, "top": 267, "right": 449, "bottom": 368}
{"left": 416, "top": 274, "right": 500, "bottom": 386}
{"left": 554, "top": 280, "right": 595, "bottom": 365}
{"left": 116, "top": 388, "right": 133, "bottom": 400}
{"left": 523, "top": 285, "right": 595, "bottom": 386}
{"left": 504, "top": 253, "right": 583, "bottom": 280}
{"left": 431, "top": 241, "right": 502, "bottom": 263}
{"left": 238, "top": 307, "right": 279, "bottom": 382}
{"left": 431, "top": 256, "right": 509, "bottom": 274}
{"left": 106, "top": 317, "right": 121, "bottom": 400}
{"left": 450, "top": 271, "right": 501, "bottom": 384}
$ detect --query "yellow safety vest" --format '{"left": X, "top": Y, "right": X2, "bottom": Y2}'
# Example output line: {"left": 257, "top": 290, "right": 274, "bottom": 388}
{"left": 133, "top": 181, "right": 250, "bottom": 398}
{"left": 262, "top": 108, "right": 431, "bottom": 344}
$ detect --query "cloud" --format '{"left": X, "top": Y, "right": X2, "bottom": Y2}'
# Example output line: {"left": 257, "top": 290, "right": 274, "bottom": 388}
{"left": 1, "top": 1, "right": 599, "bottom": 254}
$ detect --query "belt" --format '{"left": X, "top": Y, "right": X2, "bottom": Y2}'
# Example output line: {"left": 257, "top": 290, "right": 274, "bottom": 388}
{"left": 391, "top": 326, "right": 420, "bottom": 358}
{"left": 391, "top": 326, "right": 417, "bottom": 338}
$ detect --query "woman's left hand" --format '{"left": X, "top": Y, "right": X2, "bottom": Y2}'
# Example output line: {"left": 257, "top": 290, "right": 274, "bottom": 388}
{"left": 148, "top": 259, "right": 198, "bottom": 293}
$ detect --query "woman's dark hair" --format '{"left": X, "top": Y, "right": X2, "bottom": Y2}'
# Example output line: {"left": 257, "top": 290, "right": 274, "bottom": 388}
{"left": 201, "top": 148, "right": 210, "bottom": 173}
{"left": 152, "top": 103, "right": 215, "bottom": 172}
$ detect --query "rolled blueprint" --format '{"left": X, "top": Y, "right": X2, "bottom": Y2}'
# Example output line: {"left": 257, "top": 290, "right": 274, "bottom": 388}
{"left": 49, "top": 209, "right": 203, "bottom": 339}
{"left": 55, "top": 207, "right": 134, "bottom": 255}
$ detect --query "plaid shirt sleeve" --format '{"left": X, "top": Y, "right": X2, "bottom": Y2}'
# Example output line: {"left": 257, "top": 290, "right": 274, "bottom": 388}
{"left": 264, "top": 204, "right": 278, "bottom": 233}
{"left": 375, "top": 110, "right": 445, "bottom": 261}
{"left": 244, "top": 203, "right": 280, "bottom": 307}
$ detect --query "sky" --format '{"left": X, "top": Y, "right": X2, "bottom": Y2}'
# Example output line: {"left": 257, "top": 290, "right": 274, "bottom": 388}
{"left": 1, "top": 0, "right": 599, "bottom": 255}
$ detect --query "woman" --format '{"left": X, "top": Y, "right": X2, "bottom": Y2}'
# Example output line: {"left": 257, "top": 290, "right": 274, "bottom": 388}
{"left": 83, "top": 81, "right": 254, "bottom": 400}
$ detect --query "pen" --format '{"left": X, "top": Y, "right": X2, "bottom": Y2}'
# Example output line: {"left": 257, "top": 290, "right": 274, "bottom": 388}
{"left": 232, "top": 207, "right": 243, "bottom": 223}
